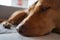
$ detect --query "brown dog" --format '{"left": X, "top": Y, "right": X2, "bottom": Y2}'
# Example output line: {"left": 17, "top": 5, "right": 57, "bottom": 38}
{"left": 2, "top": 0, "right": 60, "bottom": 37}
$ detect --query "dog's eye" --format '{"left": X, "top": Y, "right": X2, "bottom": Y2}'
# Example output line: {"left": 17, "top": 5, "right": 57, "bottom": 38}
{"left": 41, "top": 7, "right": 51, "bottom": 12}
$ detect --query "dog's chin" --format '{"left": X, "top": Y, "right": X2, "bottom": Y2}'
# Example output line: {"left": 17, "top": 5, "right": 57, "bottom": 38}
{"left": 16, "top": 28, "right": 41, "bottom": 37}
{"left": 17, "top": 31, "right": 50, "bottom": 37}
{"left": 16, "top": 31, "right": 38, "bottom": 37}
{"left": 16, "top": 28, "right": 30, "bottom": 37}
{"left": 16, "top": 27, "right": 50, "bottom": 37}
{"left": 17, "top": 31, "right": 42, "bottom": 37}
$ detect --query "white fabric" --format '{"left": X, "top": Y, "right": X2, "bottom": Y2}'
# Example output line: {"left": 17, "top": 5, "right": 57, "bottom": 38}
{"left": 0, "top": 33, "right": 60, "bottom": 40}
{"left": 0, "top": 24, "right": 60, "bottom": 40}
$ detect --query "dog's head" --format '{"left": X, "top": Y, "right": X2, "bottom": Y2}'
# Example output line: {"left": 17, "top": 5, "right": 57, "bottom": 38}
{"left": 16, "top": 0, "right": 60, "bottom": 37}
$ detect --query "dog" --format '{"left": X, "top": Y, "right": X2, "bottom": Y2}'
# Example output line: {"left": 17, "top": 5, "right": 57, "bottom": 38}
{"left": 2, "top": 0, "right": 60, "bottom": 37}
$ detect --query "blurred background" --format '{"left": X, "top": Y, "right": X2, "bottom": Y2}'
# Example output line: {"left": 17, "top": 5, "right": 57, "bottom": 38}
{"left": 0, "top": 0, "right": 37, "bottom": 8}
{"left": 0, "top": 0, "right": 37, "bottom": 19}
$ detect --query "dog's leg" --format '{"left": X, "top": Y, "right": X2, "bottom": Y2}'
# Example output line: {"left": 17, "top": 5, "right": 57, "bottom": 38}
{"left": 2, "top": 11, "right": 27, "bottom": 29}
{"left": 7, "top": 11, "right": 27, "bottom": 25}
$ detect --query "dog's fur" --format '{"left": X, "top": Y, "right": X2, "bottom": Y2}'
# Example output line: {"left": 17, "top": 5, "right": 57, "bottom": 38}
{"left": 2, "top": 0, "right": 60, "bottom": 37}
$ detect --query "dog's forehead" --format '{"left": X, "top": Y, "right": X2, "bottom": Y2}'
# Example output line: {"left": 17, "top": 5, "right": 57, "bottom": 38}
{"left": 41, "top": 0, "right": 60, "bottom": 9}
{"left": 44, "top": 0, "right": 60, "bottom": 4}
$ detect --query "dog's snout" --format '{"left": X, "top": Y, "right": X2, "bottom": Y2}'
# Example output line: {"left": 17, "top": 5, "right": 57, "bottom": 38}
{"left": 16, "top": 25, "right": 26, "bottom": 34}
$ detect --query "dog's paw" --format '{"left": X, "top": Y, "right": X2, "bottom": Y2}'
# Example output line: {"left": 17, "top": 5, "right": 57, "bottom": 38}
{"left": 1, "top": 21, "right": 12, "bottom": 29}
{"left": 0, "top": 24, "right": 17, "bottom": 34}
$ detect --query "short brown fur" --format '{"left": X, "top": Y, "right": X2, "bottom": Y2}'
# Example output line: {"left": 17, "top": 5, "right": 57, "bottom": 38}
{"left": 2, "top": 0, "right": 60, "bottom": 37}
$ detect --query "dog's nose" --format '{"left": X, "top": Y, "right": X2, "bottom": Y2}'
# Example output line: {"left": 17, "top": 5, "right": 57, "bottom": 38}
{"left": 16, "top": 25, "right": 26, "bottom": 34}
